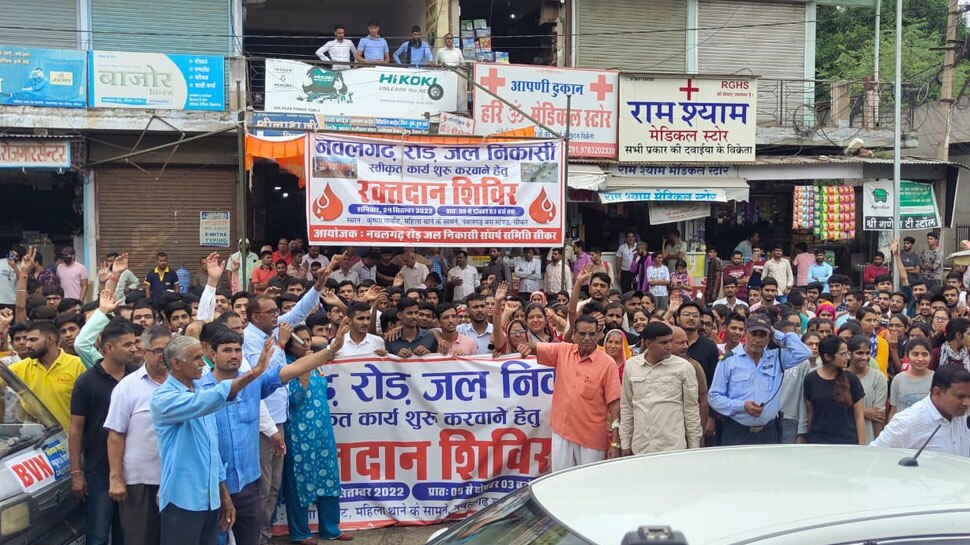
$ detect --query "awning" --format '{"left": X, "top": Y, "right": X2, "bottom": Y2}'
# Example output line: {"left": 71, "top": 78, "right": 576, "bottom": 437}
{"left": 567, "top": 164, "right": 608, "bottom": 191}
{"left": 600, "top": 176, "right": 749, "bottom": 203}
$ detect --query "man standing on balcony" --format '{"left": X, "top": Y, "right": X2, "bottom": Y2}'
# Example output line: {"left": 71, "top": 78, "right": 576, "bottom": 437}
{"left": 356, "top": 21, "right": 389, "bottom": 64}
{"left": 393, "top": 26, "right": 433, "bottom": 67}
{"left": 315, "top": 24, "right": 357, "bottom": 70}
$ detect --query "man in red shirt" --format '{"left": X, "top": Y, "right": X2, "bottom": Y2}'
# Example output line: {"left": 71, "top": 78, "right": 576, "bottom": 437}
{"left": 250, "top": 251, "right": 276, "bottom": 294}
{"left": 535, "top": 315, "right": 621, "bottom": 471}
{"left": 863, "top": 251, "right": 891, "bottom": 286}
{"left": 271, "top": 237, "right": 292, "bottom": 266}
{"left": 722, "top": 251, "right": 748, "bottom": 301}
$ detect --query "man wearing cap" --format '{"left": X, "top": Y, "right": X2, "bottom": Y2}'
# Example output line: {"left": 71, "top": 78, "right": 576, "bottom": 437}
{"left": 709, "top": 313, "right": 812, "bottom": 445}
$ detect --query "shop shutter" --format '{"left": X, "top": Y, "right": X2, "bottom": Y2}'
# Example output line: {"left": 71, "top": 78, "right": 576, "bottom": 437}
{"left": 90, "top": 0, "right": 231, "bottom": 55}
{"left": 94, "top": 167, "right": 237, "bottom": 278}
{"left": 574, "top": 0, "right": 687, "bottom": 72}
{"left": 0, "top": 0, "right": 78, "bottom": 49}
{"left": 698, "top": 0, "right": 807, "bottom": 123}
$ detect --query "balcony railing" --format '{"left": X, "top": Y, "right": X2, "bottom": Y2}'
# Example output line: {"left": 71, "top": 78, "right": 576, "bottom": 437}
{"left": 757, "top": 78, "right": 915, "bottom": 133}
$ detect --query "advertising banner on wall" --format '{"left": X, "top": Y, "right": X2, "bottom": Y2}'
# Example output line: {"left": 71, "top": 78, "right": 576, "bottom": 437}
{"left": 473, "top": 64, "right": 618, "bottom": 158}
{"left": 305, "top": 133, "right": 565, "bottom": 247}
{"left": 270, "top": 354, "right": 552, "bottom": 532}
{"left": 862, "top": 179, "right": 941, "bottom": 231}
{"left": 264, "top": 60, "right": 458, "bottom": 125}
{"left": 619, "top": 74, "right": 757, "bottom": 162}
{"left": 89, "top": 50, "right": 225, "bottom": 110}
{"left": 0, "top": 45, "right": 86, "bottom": 108}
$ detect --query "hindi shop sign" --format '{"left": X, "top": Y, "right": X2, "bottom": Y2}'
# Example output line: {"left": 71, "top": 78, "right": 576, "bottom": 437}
{"left": 264, "top": 60, "right": 458, "bottom": 124}
{"left": 89, "top": 50, "right": 225, "bottom": 111}
{"left": 619, "top": 74, "right": 757, "bottom": 163}
{"left": 199, "top": 211, "right": 231, "bottom": 247}
{"left": 0, "top": 45, "right": 87, "bottom": 108}
{"left": 862, "top": 179, "right": 941, "bottom": 231}
{"left": 473, "top": 64, "right": 618, "bottom": 158}
{"left": 0, "top": 140, "right": 70, "bottom": 169}
{"left": 304, "top": 134, "right": 565, "bottom": 247}
{"left": 269, "top": 355, "right": 552, "bottom": 532}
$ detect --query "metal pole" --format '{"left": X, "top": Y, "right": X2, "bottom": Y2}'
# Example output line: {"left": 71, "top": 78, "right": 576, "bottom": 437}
{"left": 561, "top": 95, "right": 572, "bottom": 294}
{"left": 891, "top": 0, "right": 902, "bottom": 292}
{"left": 874, "top": 0, "right": 881, "bottom": 83}
{"left": 236, "top": 80, "right": 250, "bottom": 292}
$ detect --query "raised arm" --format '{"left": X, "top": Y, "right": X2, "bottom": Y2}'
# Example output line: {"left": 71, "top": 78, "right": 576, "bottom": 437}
{"left": 75, "top": 292, "right": 113, "bottom": 368}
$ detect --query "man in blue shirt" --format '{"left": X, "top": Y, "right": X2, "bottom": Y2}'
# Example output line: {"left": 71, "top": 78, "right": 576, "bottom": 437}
{"left": 146, "top": 251, "right": 180, "bottom": 303}
{"left": 709, "top": 313, "right": 812, "bottom": 445}
{"left": 393, "top": 26, "right": 433, "bottom": 67}
{"left": 200, "top": 325, "right": 346, "bottom": 545}
{"left": 243, "top": 255, "right": 340, "bottom": 542}
{"left": 356, "top": 21, "right": 389, "bottom": 63}
{"left": 150, "top": 335, "right": 272, "bottom": 545}
{"left": 807, "top": 249, "right": 833, "bottom": 293}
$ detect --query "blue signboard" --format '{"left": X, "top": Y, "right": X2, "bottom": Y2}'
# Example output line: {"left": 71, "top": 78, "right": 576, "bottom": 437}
{"left": 0, "top": 45, "right": 87, "bottom": 108}
{"left": 89, "top": 50, "right": 224, "bottom": 111}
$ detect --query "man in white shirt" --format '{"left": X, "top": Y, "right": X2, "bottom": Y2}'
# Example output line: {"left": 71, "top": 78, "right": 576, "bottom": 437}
{"left": 315, "top": 24, "right": 358, "bottom": 70}
{"left": 301, "top": 246, "right": 330, "bottom": 282}
{"left": 104, "top": 325, "right": 172, "bottom": 545}
{"left": 330, "top": 257, "right": 359, "bottom": 286}
{"left": 616, "top": 231, "right": 638, "bottom": 292}
{"left": 871, "top": 365, "right": 970, "bottom": 456}
{"left": 335, "top": 302, "right": 387, "bottom": 357}
{"left": 351, "top": 251, "right": 378, "bottom": 284}
{"left": 763, "top": 244, "right": 794, "bottom": 302}
{"left": 712, "top": 278, "right": 748, "bottom": 312}
{"left": 544, "top": 247, "right": 572, "bottom": 295}
{"left": 514, "top": 248, "right": 542, "bottom": 299}
{"left": 435, "top": 33, "right": 464, "bottom": 66}
{"left": 400, "top": 252, "right": 430, "bottom": 291}
{"left": 447, "top": 250, "right": 480, "bottom": 302}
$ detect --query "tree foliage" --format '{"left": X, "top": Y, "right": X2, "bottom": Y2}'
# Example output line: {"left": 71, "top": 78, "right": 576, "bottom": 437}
{"left": 816, "top": 0, "right": 968, "bottom": 98}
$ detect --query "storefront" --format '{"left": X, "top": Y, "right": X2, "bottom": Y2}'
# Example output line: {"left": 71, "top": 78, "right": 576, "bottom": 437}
{"left": 0, "top": 137, "right": 85, "bottom": 265}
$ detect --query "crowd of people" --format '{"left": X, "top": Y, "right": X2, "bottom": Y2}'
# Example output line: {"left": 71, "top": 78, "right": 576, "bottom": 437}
{"left": 0, "top": 230, "right": 969, "bottom": 545}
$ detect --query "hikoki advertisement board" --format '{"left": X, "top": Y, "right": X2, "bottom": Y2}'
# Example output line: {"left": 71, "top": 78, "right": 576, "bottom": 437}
{"left": 304, "top": 133, "right": 565, "bottom": 247}
{"left": 270, "top": 354, "right": 553, "bottom": 533}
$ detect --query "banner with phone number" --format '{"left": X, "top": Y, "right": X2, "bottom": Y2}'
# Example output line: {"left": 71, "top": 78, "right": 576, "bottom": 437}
{"left": 271, "top": 354, "right": 553, "bottom": 533}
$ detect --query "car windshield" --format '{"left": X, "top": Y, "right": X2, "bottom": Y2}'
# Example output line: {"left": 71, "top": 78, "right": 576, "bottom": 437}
{"left": 0, "top": 365, "right": 59, "bottom": 458}
{"left": 428, "top": 487, "right": 592, "bottom": 545}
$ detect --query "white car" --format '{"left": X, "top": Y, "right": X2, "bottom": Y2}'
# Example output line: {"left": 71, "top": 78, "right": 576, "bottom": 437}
{"left": 428, "top": 445, "right": 970, "bottom": 545}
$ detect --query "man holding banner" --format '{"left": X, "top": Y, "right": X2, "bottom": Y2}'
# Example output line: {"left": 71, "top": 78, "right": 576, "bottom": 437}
{"left": 535, "top": 315, "right": 621, "bottom": 471}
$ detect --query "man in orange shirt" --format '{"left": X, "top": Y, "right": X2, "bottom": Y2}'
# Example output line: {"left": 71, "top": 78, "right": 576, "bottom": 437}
{"left": 535, "top": 315, "right": 621, "bottom": 471}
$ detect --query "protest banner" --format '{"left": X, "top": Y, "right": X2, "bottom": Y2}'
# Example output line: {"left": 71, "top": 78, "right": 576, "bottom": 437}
{"left": 619, "top": 74, "right": 757, "bottom": 162}
{"left": 270, "top": 354, "right": 553, "bottom": 533}
{"left": 473, "top": 64, "right": 618, "bottom": 158}
{"left": 305, "top": 133, "right": 565, "bottom": 247}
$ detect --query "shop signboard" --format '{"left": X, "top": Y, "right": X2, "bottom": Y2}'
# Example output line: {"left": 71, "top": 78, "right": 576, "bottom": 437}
{"left": 253, "top": 112, "right": 429, "bottom": 136}
{"left": 264, "top": 60, "right": 458, "bottom": 126}
{"left": 305, "top": 133, "right": 565, "bottom": 247}
{"left": 89, "top": 50, "right": 224, "bottom": 110}
{"left": 862, "top": 179, "right": 941, "bottom": 231}
{"left": 600, "top": 188, "right": 729, "bottom": 203}
{"left": 0, "top": 45, "right": 86, "bottom": 108}
{"left": 199, "top": 211, "right": 231, "bottom": 247}
{"left": 619, "top": 74, "right": 757, "bottom": 162}
{"left": 438, "top": 112, "right": 475, "bottom": 135}
{"left": 473, "top": 64, "right": 618, "bottom": 158}
{"left": 648, "top": 201, "right": 712, "bottom": 224}
{"left": 0, "top": 140, "right": 70, "bottom": 169}
{"left": 269, "top": 354, "right": 551, "bottom": 531}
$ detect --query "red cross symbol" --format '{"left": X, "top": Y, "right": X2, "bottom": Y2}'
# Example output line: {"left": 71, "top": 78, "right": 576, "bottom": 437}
{"left": 480, "top": 68, "right": 506, "bottom": 94}
{"left": 679, "top": 79, "right": 700, "bottom": 101}
{"left": 589, "top": 74, "right": 614, "bottom": 101}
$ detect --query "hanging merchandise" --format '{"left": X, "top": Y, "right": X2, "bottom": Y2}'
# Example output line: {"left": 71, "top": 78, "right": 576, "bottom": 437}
{"left": 792, "top": 182, "right": 855, "bottom": 242}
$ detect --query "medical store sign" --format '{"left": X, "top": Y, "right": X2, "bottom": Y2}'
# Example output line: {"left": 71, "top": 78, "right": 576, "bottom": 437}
{"left": 89, "top": 50, "right": 225, "bottom": 111}
{"left": 619, "top": 74, "right": 757, "bottom": 162}
{"left": 473, "top": 64, "right": 618, "bottom": 158}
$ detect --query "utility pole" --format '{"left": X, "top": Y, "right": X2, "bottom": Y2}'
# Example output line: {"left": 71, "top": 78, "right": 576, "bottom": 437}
{"left": 939, "top": 0, "right": 960, "bottom": 161}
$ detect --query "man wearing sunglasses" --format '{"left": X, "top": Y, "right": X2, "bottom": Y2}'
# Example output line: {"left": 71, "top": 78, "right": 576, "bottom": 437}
{"left": 709, "top": 313, "right": 812, "bottom": 445}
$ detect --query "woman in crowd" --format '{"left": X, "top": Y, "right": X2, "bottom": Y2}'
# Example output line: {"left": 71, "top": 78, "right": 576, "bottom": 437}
{"left": 931, "top": 309, "right": 951, "bottom": 341}
{"left": 885, "top": 313, "right": 910, "bottom": 375}
{"left": 802, "top": 335, "right": 866, "bottom": 445}
{"left": 846, "top": 334, "right": 887, "bottom": 443}
{"left": 602, "top": 329, "right": 630, "bottom": 383}
{"left": 779, "top": 332, "right": 821, "bottom": 443}
{"left": 816, "top": 302, "right": 836, "bottom": 322}
{"left": 282, "top": 326, "right": 350, "bottom": 543}
{"left": 493, "top": 318, "right": 532, "bottom": 357}
{"left": 888, "top": 338, "right": 934, "bottom": 421}
{"left": 931, "top": 317, "right": 970, "bottom": 370}
{"left": 523, "top": 303, "right": 558, "bottom": 344}
{"left": 645, "top": 252, "right": 670, "bottom": 309}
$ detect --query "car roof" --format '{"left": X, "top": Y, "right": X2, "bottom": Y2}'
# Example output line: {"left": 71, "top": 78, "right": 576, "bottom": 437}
{"left": 528, "top": 445, "right": 970, "bottom": 545}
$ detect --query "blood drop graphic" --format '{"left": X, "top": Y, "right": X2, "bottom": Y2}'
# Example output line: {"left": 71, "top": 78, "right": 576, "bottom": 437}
{"left": 528, "top": 188, "right": 556, "bottom": 223}
{"left": 312, "top": 183, "right": 343, "bottom": 221}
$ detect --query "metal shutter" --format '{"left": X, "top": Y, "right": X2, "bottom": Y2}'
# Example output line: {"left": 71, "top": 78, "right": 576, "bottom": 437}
{"left": 575, "top": 0, "right": 687, "bottom": 72}
{"left": 94, "top": 167, "right": 237, "bottom": 276}
{"left": 698, "top": 0, "right": 806, "bottom": 124}
{"left": 90, "top": 0, "right": 230, "bottom": 55}
{"left": 0, "top": 0, "right": 78, "bottom": 49}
